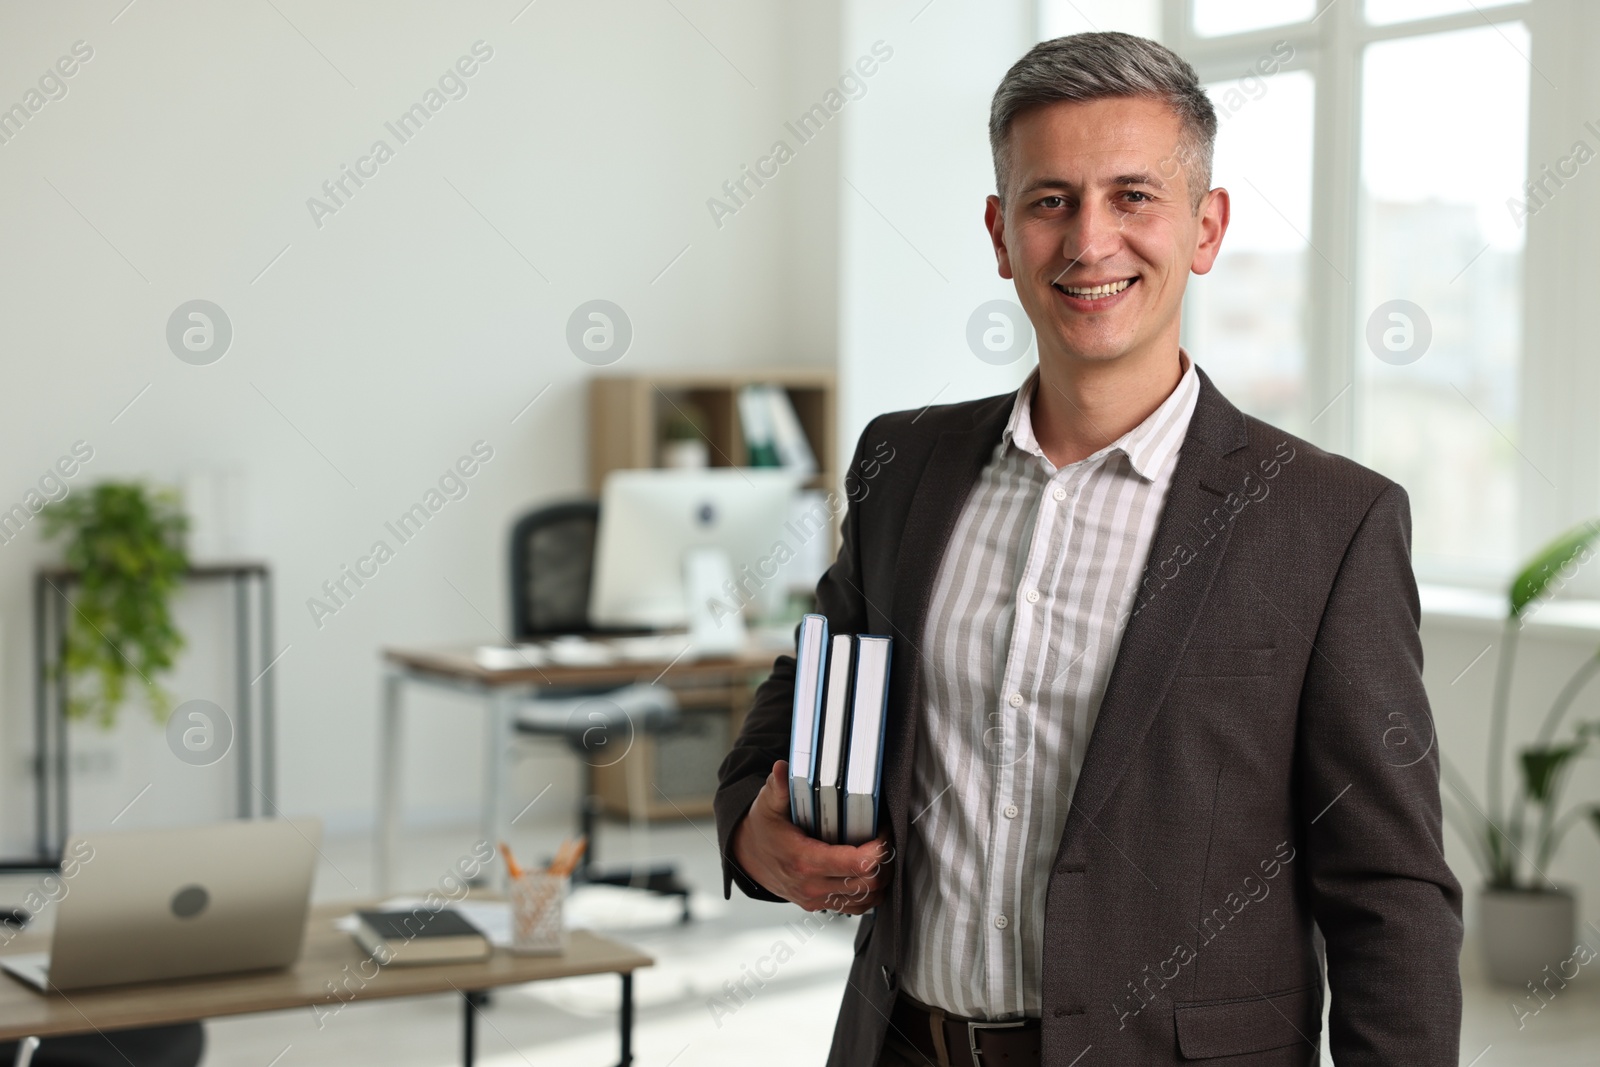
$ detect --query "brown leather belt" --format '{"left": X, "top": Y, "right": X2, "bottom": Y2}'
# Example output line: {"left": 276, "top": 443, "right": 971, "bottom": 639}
{"left": 890, "top": 993, "right": 1041, "bottom": 1067}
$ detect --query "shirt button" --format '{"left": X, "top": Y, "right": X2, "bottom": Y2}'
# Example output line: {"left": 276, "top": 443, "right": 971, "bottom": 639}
{"left": 1024, "top": 589, "right": 1040, "bottom": 603}
{"left": 1008, "top": 693, "right": 1024, "bottom": 708}
{"left": 1052, "top": 486, "right": 1067, "bottom": 502}
{"left": 1004, "top": 804, "right": 1019, "bottom": 819}
{"left": 994, "top": 914, "right": 1009, "bottom": 929}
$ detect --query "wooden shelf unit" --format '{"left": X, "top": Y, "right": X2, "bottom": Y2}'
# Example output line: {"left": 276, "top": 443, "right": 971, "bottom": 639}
{"left": 590, "top": 670, "right": 767, "bottom": 820}
{"left": 587, "top": 368, "right": 837, "bottom": 494}
{"left": 585, "top": 368, "right": 835, "bottom": 820}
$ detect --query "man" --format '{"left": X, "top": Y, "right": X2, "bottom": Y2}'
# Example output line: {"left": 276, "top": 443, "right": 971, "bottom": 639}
{"left": 715, "top": 31, "right": 1461, "bottom": 1067}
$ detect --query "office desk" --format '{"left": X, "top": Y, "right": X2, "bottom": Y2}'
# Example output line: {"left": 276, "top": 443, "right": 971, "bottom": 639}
{"left": 376, "top": 644, "right": 780, "bottom": 895}
{"left": 0, "top": 900, "right": 652, "bottom": 1066}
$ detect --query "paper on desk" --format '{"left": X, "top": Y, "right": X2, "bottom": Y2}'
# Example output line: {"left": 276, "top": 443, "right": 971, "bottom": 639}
{"left": 472, "top": 645, "right": 548, "bottom": 671}
{"left": 446, "top": 899, "right": 517, "bottom": 944}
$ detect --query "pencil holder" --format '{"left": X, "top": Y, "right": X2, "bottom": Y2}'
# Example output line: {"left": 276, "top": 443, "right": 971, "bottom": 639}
{"left": 509, "top": 871, "right": 568, "bottom": 955}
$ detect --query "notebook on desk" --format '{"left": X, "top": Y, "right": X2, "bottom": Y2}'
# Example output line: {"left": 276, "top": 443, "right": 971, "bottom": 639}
{"left": 354, "top": 908, "right": 490, "bottom": 965}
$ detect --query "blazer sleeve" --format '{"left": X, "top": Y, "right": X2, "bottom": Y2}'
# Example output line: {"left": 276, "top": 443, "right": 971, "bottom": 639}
{"left": 1295, "top": 480, "right": 1464, "bottom": 1065}
{"left": 712, "top": 416, "right": 880, "bottom": 901}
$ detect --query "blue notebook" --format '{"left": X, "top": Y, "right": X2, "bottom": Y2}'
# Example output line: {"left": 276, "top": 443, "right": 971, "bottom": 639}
{"left": 814, "top": 633, "right": 856, "bottom": 844}
{"left": 787, "top": 614, "right": 829, "bottom": 832}
{"left": 841, "top": 635, "right": 892, "bottom": 845}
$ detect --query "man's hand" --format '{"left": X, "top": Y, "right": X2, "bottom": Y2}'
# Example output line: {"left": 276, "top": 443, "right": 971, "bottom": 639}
{"left": 729, "top": 760, "right": 893, "bottom": 915}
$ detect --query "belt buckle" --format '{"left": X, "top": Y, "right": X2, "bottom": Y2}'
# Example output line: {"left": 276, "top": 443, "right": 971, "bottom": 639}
{"left": 966, "top": 1017, "right": 1026, "bottom": 1063}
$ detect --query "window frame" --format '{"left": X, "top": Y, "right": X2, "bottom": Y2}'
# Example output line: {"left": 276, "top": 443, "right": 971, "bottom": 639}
{"left": 1150, "top": 0, "right": 1593, "bottom": 592}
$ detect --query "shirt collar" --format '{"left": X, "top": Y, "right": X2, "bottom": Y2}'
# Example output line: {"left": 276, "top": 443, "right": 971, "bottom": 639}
{"left": 1002, "top": 347, "right": 1200, "bottom": 481}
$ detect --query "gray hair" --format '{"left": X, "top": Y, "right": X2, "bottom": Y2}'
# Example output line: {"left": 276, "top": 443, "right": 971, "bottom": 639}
{"left": 989, "top": 32, "right": 1217, "bottom": 212}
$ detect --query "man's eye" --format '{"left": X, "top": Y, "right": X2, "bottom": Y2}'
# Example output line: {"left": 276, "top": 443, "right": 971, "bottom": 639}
{"left": 1038, "top": 195, "right": 1067, "bottom": 210}
{"left": 1123, "top": 191, "right": 1152, "bottom": 203}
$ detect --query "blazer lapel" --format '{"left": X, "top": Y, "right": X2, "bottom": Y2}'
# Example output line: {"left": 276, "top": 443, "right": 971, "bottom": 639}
{"left": 882, "top": 396, "right": 1011, "bottom": 879}
{"left": 1060, "top": 367, "right": 1252, "bottom": 841}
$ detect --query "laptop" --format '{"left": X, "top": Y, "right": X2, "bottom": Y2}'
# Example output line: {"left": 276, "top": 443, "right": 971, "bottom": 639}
{"left": 2, "top": 818, "right": 321, "bottom": 992}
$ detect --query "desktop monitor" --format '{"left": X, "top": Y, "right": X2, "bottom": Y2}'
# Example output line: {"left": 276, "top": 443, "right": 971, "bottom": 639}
{"left": 589, "top": 468, "right": 804, "bottom": 649}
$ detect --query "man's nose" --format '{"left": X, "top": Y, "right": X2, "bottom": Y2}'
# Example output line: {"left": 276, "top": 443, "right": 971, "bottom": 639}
{"left": 1059, "top": 199, "right": 1125, "bottom": 273}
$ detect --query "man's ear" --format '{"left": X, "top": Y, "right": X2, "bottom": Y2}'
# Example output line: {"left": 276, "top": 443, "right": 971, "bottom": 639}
{"left": 985, "top": 194, "right": 1014, "bottom": 280}
{"left": 1190, "top": 186, "right": 1230, "bottom": 276}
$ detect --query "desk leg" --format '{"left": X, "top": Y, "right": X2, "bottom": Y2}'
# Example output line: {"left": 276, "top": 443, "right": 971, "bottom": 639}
{"left": 259, "top": 571, "right": 277, "bottom": 814}
{"left": 461, "top": 989, "right": 491, "bottom": 1066}
{"left": 617, "top": 971, "right": 634, "bottom": 1067}
{"left": 376, "top": 671, "right": 404, "bottom": 895}
{"left": 33, "top": 573, "right": 49, "bottom": 859}
{"left": 234, "top": 573, "right": 253, "bottom": 819}
{"left": 481, "top": 689, "right": 513, "bottom": 889}
{"left": 53, "top": 582, "right": 68, "bottom": 857}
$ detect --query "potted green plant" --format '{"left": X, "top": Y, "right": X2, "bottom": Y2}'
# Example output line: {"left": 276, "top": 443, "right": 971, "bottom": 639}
{"left": 40, "top": 482, "right": 189, "bottom": 726}
{"left": 659, "top": 403, "right": 710, "bottom": 469}
{"left": 1441, "top": 519, "right": 1600, "bottom": 986}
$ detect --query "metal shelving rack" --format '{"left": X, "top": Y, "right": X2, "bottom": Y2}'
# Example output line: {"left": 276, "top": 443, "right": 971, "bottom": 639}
{"left": 23, "top": 561, "right": 277, "bottom": 863}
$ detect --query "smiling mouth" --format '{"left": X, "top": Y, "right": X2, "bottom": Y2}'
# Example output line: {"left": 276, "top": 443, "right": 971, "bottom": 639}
{"left": 1052, "top": 277, "right": 1137, "bottom": 301}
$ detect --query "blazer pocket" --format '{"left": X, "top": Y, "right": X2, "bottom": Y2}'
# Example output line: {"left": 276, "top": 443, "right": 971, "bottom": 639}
{"left": 1175, "top": 644, "right": 1276, "bottom": 679}
{"left": 1173, "top": 984, "right": 1319, "bottom": 1060}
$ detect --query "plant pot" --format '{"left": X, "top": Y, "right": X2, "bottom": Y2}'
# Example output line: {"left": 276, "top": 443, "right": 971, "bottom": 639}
{"left": 660, "top": 439, "right": 709, "bottom": 469}
{"left": 1478, "top": 885, "right": 1578, "bottom": 987}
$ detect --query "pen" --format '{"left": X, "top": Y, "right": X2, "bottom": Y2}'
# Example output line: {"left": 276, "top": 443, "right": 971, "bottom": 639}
{"left": 499, "top": 841, "right": 524, "bottom": 880}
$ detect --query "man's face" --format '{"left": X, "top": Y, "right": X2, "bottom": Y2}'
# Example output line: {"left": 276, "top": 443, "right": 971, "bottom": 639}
{"left": 985, "top": 95, "right": 1228, "bottom": 369}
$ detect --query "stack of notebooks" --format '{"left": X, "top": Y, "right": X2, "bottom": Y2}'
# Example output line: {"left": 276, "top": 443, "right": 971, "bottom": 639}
{"left": 787, "top": 614, "right": 892, "bottom": 845}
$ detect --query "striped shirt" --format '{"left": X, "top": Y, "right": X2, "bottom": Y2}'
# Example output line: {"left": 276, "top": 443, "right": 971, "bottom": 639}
{"left": 900, "top": 349, "right": 1200, "bottom": 1019}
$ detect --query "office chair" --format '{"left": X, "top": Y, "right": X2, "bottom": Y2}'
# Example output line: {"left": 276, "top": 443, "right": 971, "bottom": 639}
{"left": 0, "top": 1024, "right": 203, "bottom": 1067}
{"left": 507, "top": 500, "right": 694, "bottom": 922}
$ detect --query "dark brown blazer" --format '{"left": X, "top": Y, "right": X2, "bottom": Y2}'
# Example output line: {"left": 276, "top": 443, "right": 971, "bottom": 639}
{"left": 715, "top": 366, "right": 1463, "bottom": 1066}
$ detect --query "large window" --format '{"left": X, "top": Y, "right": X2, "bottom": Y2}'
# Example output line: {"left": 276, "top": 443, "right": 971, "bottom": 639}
{"left": 1035, "top": 0, "right": 1600, "bottom": 587}
{"left": 1168, "top": 0, "right": 1542, "bottom": 582}
{"left": 1192, "top": 0, "right": 1315, "bottom": 38}
{"left": 1356, "top": 25, "right": 1528, "bottom": 572}
{"left": 1183, "top": 69, "right": 1316, "bottom": 439}
{"left": 1036, "top": 0, "right": 1549, "bottom": 583}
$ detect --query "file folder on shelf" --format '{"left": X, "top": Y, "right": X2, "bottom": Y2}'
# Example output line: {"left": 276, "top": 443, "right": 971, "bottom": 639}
{"left": 787, "top": 614, "right": 829, "bottom": 832}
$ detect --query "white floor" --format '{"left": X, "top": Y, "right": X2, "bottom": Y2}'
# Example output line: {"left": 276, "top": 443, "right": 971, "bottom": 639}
{"left": 1456, "top": 933, "right": 1600, "bottom": 1067}
{"left": 4, "top": 813, "right": 1597, "bottom": 1066}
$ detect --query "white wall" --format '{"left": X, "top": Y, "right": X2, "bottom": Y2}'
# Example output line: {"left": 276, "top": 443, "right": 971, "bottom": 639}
{"left": 835, "top": 0, "right": 1162, "bottom": 455}
{"left": 836, "top": 0, "right": 1033, "bottom": 449}
{"left": 0, "top": 0, "right": 839, "bottom": 853}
